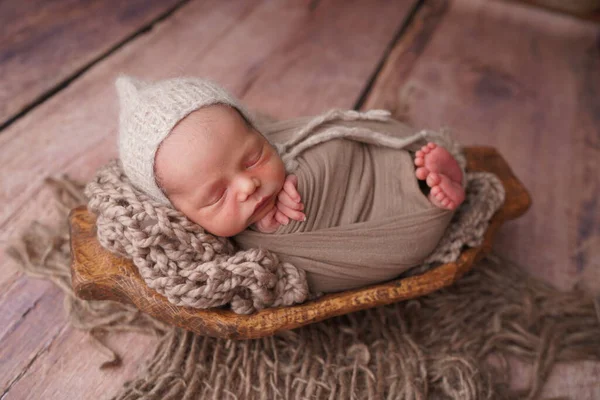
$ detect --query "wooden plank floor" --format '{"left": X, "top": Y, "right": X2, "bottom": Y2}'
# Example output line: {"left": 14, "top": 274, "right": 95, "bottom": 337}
{"left": 364, "top": 1, "right": 600, "bottom": 397}
{"left": 1, "top": 0, "right": 598, "bottom": 398}
{"left": 0, "top": 0, "right": 418, "bottom": 398}
{"left": 0, "top": 0, "right": 185, "bottom": 128}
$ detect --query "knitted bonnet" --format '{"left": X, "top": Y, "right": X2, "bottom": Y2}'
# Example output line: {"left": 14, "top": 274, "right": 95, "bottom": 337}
{"left": 116, "top": 75, "right": 256, "bottom": 206}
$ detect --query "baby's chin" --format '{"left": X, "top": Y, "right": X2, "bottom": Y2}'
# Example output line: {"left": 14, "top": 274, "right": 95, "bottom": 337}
{"left": 207, "top": 224, "right": 248, "bottom": 238}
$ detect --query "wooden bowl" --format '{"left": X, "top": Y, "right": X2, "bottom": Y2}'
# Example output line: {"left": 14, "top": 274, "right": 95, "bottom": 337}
{"left": 69, "top": 147, "right": 531, "bottom": 339}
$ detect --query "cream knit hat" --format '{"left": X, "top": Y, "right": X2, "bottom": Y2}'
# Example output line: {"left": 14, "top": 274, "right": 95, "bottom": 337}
{"left": 116, "top": 75, "right": 256, "bottom": 205}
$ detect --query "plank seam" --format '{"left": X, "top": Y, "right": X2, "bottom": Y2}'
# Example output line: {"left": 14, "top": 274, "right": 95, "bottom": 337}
{"left": 0, "top": 323, "right": 68, "bottom": 399}
{"left": 0, "top": 0, "right": 193, "bottom": 133}
{"left": 354, "top": 0, "right": 427, "bottom": 110}
{"left": 0, "top": 287, "right": 43, "bottom": 343}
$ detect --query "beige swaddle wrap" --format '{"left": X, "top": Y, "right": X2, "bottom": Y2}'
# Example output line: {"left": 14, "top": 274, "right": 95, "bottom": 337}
{"left": 87, "top": 108, "right": 476, "bottom": 314}
{"left": 235, "top": 114, "right": 458, "bottom": 293}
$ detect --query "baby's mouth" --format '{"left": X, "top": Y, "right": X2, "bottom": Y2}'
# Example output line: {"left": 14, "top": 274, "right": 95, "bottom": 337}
{"left": 253, "top": 194, "right": 274, "bottom": 216}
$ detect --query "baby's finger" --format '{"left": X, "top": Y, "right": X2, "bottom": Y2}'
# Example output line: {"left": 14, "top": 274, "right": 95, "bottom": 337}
{"left": 278, "top": 190, "right": 304, "bottom": 210}
{"left": 253, "top": 208, "right": 278, "bottom": 233}
{"left": 255, "top": 220, "right": 276, "bottom": 233}
{"left": 285, "top": 174, "right": 298, "bottom": 186}
{"left": 274, "top": 210, "right": 290, "bottom": 226}
{"left": 283, "top": 175, "right": 301, "bottom": 202}
{"left": 262, "top": 207, "right": 278, "bottom": 224}
{"left": 277, "top": 202, "right": 306, "bottom": 222}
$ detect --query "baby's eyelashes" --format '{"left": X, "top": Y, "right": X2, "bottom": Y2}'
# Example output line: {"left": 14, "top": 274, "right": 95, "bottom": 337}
{"left": 204, "top": 189, "right": 226, "bottom": 207}
{"left": 245, "top": 149, "right": 263, "bottom": 168}
{"left": 244, "top": 141, "right": 266, "bottom": 169}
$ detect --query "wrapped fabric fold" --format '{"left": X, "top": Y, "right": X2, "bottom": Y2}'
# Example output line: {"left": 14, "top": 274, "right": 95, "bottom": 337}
{"left": 236, "top": 114, "right": 457, "bottom": 292}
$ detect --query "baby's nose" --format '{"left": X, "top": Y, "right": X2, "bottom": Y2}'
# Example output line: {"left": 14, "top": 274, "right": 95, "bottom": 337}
{"left": 237, "top": 176, "right": 260, "bottom": 202}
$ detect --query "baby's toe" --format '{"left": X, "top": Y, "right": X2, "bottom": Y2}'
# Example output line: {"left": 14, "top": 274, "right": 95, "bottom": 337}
{"left": 414, "top": 156, "right": 424, "bottom": 166}
{"left": 427, "top": 142, "right": 437, "bottom": 150}
{"left": 426, "top": 172, "right": 441, "bottom": 187}
{"left": 430, "top": 186, "right": 442, "bottom": 195}
{"left": 416, "top": 167, "right": 429, "bottom": 180}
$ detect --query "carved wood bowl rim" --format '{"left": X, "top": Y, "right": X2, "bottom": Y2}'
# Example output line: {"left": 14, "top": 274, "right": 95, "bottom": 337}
{"left": 69, "top": 146, "right": 531, "bottom": 339}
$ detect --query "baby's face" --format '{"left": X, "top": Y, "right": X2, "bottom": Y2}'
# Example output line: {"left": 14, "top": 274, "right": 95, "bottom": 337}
{"left": 154, "top": 105, "right": 286, "bottom": 237}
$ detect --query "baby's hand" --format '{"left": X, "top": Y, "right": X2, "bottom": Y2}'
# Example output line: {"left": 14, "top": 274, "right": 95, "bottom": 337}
{"left": 274, "top": 174, "right": 305, "bottom": 225}
{"left": 252, "top": 175, "right": 305, "bottom": 233}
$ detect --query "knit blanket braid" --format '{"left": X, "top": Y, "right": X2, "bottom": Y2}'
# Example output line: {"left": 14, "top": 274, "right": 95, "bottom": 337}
{"left": 85, "top": 161, "right": 309, "bottom": 315}
{"left": 85, "top": 109, "right": 505, "bottom": 314}
{"left": 425, "top": 171, "right": 505, "bottom": 265}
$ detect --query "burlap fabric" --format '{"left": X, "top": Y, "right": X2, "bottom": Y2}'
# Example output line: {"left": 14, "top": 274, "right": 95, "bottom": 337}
{"left": 6, "top": 176, "right": 600, "bottom": 399}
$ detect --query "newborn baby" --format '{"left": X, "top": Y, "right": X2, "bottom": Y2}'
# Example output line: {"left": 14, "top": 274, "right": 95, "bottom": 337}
{"left": 153, "top": 104, "right": 305, "bottom": 237}
{"left": 153, "top": 104, "right": 465, "bottom": 237}
{"left": 117, "top": 76, "right": 465, "bottom": 293}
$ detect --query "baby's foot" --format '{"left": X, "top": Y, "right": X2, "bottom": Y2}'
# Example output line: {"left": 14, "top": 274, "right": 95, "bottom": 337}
{"left": 414, "top": 142, "right": 465, "bottom": 210}
{"left": 424, "top": 172, "right": 465, "bottom": 210}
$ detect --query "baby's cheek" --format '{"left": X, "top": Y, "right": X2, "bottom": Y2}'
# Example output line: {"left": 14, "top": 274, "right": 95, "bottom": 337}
{"left": 269, "top": 157, "right": 286, "bottom": 190}
{"left": 223, "top": 202, "right": 247, "bottom": 230}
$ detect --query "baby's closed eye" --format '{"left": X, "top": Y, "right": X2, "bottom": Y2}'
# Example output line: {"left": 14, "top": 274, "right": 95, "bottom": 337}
{"left": 244, "top": 145, "right": 265, "bottom": 169}
{"left": 245, "top": 148, "right": 263, "bottom": 168}
{"left": 203, "top": 188, "right": 226, "bottom": 208}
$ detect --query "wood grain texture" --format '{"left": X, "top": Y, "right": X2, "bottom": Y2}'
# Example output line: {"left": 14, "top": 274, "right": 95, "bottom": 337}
{"left": 0, "top": 0, "right": 186, "bottom": 277}
{"left": 4, "top": 328, "right": 157, "bottom": 400}
{"left": 0, "top": 282, "right": 65, "bottom": 395}
{"left": 0, "top": 0, "right": 418, "bottom": 398}
{"left": 69, "top": 147, "right": 531, "bottom": 339}
{"left": 364, "top": 0, "right": 600, "bottom": 291}
{"left": 363, "top": 0, "right": 600, "bottom": 397}
{"left": 0, "top": 0, "right": 185, "bottom": 127}
{"left": 504, "top": 0, "right": 600, "bottom": 22}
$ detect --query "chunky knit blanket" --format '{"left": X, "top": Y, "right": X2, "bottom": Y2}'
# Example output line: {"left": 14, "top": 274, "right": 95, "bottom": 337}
{"left": 85, "top": 109, "right": 505, "bottom": 314}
